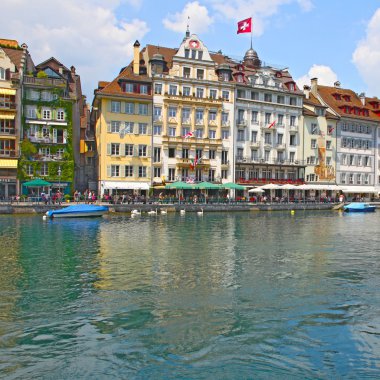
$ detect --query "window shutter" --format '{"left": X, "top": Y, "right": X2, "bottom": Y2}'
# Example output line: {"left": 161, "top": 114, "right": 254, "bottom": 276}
{"left": 120, "top": 143, "right": 125, "bottom": 156}
{"left": 107, "top": 122, "right": 111, "bottom": 133}
{"left": 133, "top": 145, "right": 138, "bottom": 157}
{"left": 135, "top": 103, "right": 140, "bottom": 114}
{"left": 147, "top": 125, "right": 152, "bottom": 135}
{"left": 121, "top": 165, "right": 125, "bottom": 177}
{"left": 134, "top": 166, "right": 138, "bottom": 177}
{"left": 5, "top": 69, "right": 11, "bottom": 80}
{"left": 147, "top": 146, "right": 152, "bottom": 157}
{"left": 63, "top": 130, "right": 67, "bottom": 143}
{"left": 107, "top": 165, "right": 111, "bottom": 177}
{"left": 107, "top": 143, "right": 111, "bottom": 155}
{"left": 146, "top": 166, "right": 151, "bottom": 178}
{"left": 134, "top": 123, "right": 139, "bottom": 134}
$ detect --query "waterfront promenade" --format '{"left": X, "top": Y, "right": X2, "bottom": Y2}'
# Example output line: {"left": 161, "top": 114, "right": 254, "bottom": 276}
{"left": 2, "top": 199, "right": 379, "bottom": 215}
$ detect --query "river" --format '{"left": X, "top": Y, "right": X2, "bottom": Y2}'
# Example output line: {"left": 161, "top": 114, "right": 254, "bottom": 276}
{"left": 0, "top": 211, "right": 379, "bottom": 379}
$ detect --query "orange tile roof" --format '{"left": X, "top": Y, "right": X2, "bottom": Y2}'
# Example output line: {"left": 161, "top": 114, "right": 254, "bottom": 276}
{"left": 317, "top": 85, "right": 378, "bottom": 122}
{"left": 303, "top": 108, "right": 317, "bottom": 117}
{"left": 0, "top": 39, "right": 19, "bottom": 48}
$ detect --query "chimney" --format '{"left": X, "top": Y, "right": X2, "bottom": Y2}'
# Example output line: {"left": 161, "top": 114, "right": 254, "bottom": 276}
{"left": 310, "top": 77, "right": 318, "bottom": 96}
{"left": 133, "top": 40, "right": 140, "bottom": 75}
{"left": 303, "top": 85, "right": 311, "bottom": 99}
{"left": 359, "top": 92, "right": 365, "bottom": 106}
{"left": 70, "top": 65, "right": 76, "bottom": 74}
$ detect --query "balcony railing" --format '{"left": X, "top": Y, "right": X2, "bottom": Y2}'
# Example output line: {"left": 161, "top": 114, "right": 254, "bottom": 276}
{"left": 23, "top": 75, "right": 67, "bottom": 87}
{"left": 236, "top": 119, "right": 247, "bottom": 127}
{"left": 235, "top": 156, "right": 305, "bottom": 165}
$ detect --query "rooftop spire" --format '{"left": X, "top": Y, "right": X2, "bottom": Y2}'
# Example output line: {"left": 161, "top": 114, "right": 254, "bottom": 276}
{"left": 186, "top": 16, "right": 190, "bottom": 38}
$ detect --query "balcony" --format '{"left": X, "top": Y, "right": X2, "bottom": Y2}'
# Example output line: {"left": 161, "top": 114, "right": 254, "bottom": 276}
{"left": 276, "top": 143, "right": 286, "bottom": 150}
{"left": 250, "top": 141, "right": 260, "bottom": 148}
{"left": 289, "top": 125, "right": 298, "bottom": 132}
{"left": 23, "top": 75, "right": 67, "bottom": 88}
{"left": 261, "top": 122, "right": 276, "bottom": 130}
{"left": 236, "top": 119, "right": 247, "bottom": 127}
{"left": 28, "top": 135, "right": 66, "bottom": 144}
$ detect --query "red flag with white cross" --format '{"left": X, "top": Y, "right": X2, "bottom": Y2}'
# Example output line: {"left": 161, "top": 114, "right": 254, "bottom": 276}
{"left": 237, "top": 18, "right": 252, "bottom": 34}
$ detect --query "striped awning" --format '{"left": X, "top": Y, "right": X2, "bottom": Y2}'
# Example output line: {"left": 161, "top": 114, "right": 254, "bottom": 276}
{"left": 0, "top": 159, "right": 18, "bottom": 168}
{"left": 0, "top": 88, "right": 16, "bottom": 95}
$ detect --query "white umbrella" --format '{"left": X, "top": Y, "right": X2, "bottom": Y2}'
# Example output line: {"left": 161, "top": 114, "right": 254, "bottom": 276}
{"left": 260, "top": 183, "right": 282, "bottom": 189}
{"left": 248, "top": 187, "right": 265, "bottom": 193}
{"left": 281, "top": 184, "right": 298, "bottom": 190}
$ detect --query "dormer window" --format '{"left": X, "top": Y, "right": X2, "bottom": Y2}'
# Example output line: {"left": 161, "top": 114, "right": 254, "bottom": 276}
{"left": 342, "top": 95, "right": 351, "bottom": 102}
{"left": 125, "top": 83, "right": 133, "bottom": 93}
{"left": 332, "top": 93, "right": 341, "bottom": 100}
{"left": 184, "top": 49, "right": 190, "bottom": 58}
{"left": 198, "top": 51, "right": 203, "bottom": 60}
{"left": 191, "top": 50, "right": 197, "bottom": 59}
{"left": 221, "top": 72, "right": 229, "bottom": 81}
{"left": 236, "top": 74, "right": 244, "bottom": 83}
{"left": 288, "top": 82, "right": 295, "bottom": 91}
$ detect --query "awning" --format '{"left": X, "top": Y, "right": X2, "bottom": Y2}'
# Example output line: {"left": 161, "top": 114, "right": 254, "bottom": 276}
{"left": 103, "top": 181, "right": 150, "bottom": 190}
{"left": 341, "top": 186, "right": 378, "bottom": 193}
{"left": 0, "top": 88, "right": 16, "bottom": 95}
{"left": 0, "top": 159, "right": 18, "bottom": 168}
{"left": 0, "top": 112, "right": 15, "bottom": 120}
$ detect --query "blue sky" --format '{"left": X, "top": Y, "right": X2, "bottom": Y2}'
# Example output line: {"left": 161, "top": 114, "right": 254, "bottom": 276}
{"left": 2, "top": 0, "right": 380, "bottom": 103}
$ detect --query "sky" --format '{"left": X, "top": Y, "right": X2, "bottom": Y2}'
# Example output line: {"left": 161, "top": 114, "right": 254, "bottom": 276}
{"left": 2, "top": 0, "right": 380, "bottom": 104}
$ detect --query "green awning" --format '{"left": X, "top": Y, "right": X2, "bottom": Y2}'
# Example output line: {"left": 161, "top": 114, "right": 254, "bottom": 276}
{"left": 196, "top": 181, "right": 222, "bottom": 190}
{"left": 165, "top": 181, "right": 194, "bottom": 189}
{"left": 23, "top": 178, "right": 51, "bottom": 187}
{"left": 222, "top": 182, "right": 246, "bottom": 190}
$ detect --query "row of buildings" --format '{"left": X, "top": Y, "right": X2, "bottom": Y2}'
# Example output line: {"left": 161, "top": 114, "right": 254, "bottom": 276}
{"left": 1, "top": 30, "right": 380, "bottom": 199}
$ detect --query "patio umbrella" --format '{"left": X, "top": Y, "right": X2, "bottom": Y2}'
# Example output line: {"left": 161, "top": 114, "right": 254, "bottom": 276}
{"left": 23, "top": 178, "right": 51, "bottom": 197}
{"left": 165, "top": 181, "right": 194, "bottom": 189}
{"left": 248, "top": 187, "right": 265, "bottom": 193}
{"left": 196, "top": 181, "right": 221, "bottom": 190}
{"left": 260, "top": 183, "right": 282, "bottom": 189}
{"left": 222, "top": 182, "right": 246, "bottom": 190}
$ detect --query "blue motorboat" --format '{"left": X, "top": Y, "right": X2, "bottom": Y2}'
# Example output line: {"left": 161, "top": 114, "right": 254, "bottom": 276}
{"left": 45, "top": 204, "right": 109, "bottom": 218}
{"left": 343, "top": 202, "right": 376, "bottom": 213}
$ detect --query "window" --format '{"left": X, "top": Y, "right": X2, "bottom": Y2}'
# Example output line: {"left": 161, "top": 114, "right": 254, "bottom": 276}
{"left": 311, "top": 124, "right": 318, "bottom": 134}
{"left": 237, "top": 130, "right": 245, "bottom": 141}
{"left": 125, "top": 144, "right": 133, "bottom": 156}
{"left": 153, "top": 106, "right": 161, "bottom": 120}
{"left": 111, "top": 101, "right": 121, "bottom": 113}
{"left": 168, "top": 127, "right": 176, "bottom": 137}
{"left": 56, "top": 148, "right": 64, "bottom": 158}
{"left": 364, "top": 156, "right": 370, "bottom": 166}
{"left": 264, "top": 93, "right": 272, "bottom": 102}
{"left": 169, "top": 85, "right": 177, "bottom": 95}
{"left": 196, "top": 149, "right": 203, "bottom": 158}
{"left": 222, "top": 112, "right": 229, "bottom": 125}
{"left": 183, "top": 67, "right": 191, "bottom": 78}
{"left": 265, "top": 113, "right": 271, "bottom": 124}
{"left": 111, "top": 143, "right": 120, "bottom": 156}
{"left": 184, "top": 49, "right": 190, "bottom": 58}
{"left": 357, "top": 156, "right": 362, "bottom": 166}
{"left": 125, "top": 166, "right": 133, "bottom": 177}
{"left": 222, "top": 130, "right": 229, "bottom": 139}
{"left": 251, "top": 111, "right": 258, "bottom": 123}
{"left": 139, "top": 123, "right": 148, "bottom": 134}
{"left": 326, "top": 156, "right": 331, "bottom": 165}
{"left": 238, "top": 109, "right": 245, "bottom": 123}
{"left": 209, "top": 130, "right": 216, "bottom": 139}
{"left": 311, "top": 139, "right": 317, "bottom": 149}
{"left": 26, "top": 164, "right": 34, "bottom": 176}
{"left": 182, "top": 108, "right": 190, "bottom": 121}
{"left": 237, "top": 89, "right": 245, "bottom": 98}
{"left": 191, "top": 50, "right": 197, "bottom": 59}
{"left": 349, "top": 155, "right": 354, "bottom": 165}
{"left": 139, "top": 166, "right": 147, "bottom": 177}
{"left": 154, "top": 167, "right": 161, "bottom": 178}
{"left": 277, "top": 134, "right": 283, "bottom": 145}
{"left": 208, "top": 111, "right": 216, "bottom": 122}
{"left": 154, "top": 83, "right": 162, "bottom": 94}
{"left": 251, "top": 149, "right": 258, "bottom": 161}
{"left": 168, "top": 107, "right": 177, "bottom": 118}
{"left": 183, "top": 86, "right": 191, "bottom": 96}
{"left": 140, "top": 85, "right": 148, "bottom": 94}
{"left": 0, "top": 67, "right": 5, "bottom": 80}
{"left": 289, "top": 135, "right": 296, "bottom": 146}
{"left": 198, "top": 51, "right": 203, "bottom": 60}
{"left": 197, "top": 69, "right": 204, "bottom": 80}
{"left": 42, "top": 109, "right": 51, "bottom": 120}
{"left": 196, "top": 88, "right": 204, "bottom": 98}
{"left": 349, "top": 173, "right": 354, "bottom": 184}
{"left": 222, "top": 150, "right": 228, "bottom": 164}
{"left": 341, "top": 154, "right": 346, "bottom": 165}
{"left": 356, "top": 174, "right": 362, "bottom": 184}
{"left": 153, "top": 125, "right": 162, "bottom": 135}
{"left": 168, "top": 168, "right": 175, "bottom": 181}
{"left": 139, "top": 145, "right": 147, "bottom": 157}
{"left": 326, "top": 140, "right": 332, "bottom": 150}
{"left": 209, "top": 150, "right": 216, "bottom": 159}
{"left": 340, "top": 173, "right": 346, "bottom": 184}
{"left": 208, "top": 169, "right": 215, "bottom": 182}
{"left": 221, "top": 72, "right": 229, "bottom": 82}
{"left": 289, "top": 97, "right": 297, "bottom": 106}
{"left": 221, "top": 170, "right": 228, "bottom": 179}
{"left": 125, "top": 83, "right": 133, "bottom": 92}
{"left": 124, "top": 122, "right": 133, "bottom": 134}
{"left": 290, "top": 116, "right": 296, "bottom": 126}
{"left": 364, "top": 174, "right": 369, "bottom": 184}
{"left": 277, "top": 95, "right": 285, "bottom": 104}
{"left": 182, "top": 148, "right": 189, "bottom": 159}
{"left": 264, "top": 150, "right": 270, "bottom": 162}
{"left": 154, "top": 147, "right": 161, "bottom": 162}
{"left": 277, "top": 114, "right": 284, "bottom": 125}
{"left": 111, "top": 165, "right": 120, "bottom": 177}
{"left": 168, "top": 148, "right": 176, "bottom": 158}
{"left": 210, "top": 89, "right": 217, "bottom": 99}
{"left": 195, "top": 128, "right": 203, "bottom": 138}
{"left": 40, "top": 163, "right": 48, "bottom": 176}
{"left": 222, "top": 90, "right": 229, "bottom": 100}
{"left": 125, "top": 103, "right": 134, "bottom": 114}
{"left": 251, "top": 131, "right": 257, "bottom": 142}
{"left": 26, "top": 106, "right": 37, "bottom": 119}
{"left": 289, "top": 152, "right": 295, "bottom": 163}
{"left": 196, "top": 109, "right": 204, "bottom": 123}
{"left": 264, "top": 133, "right": 271, "bottom": 144}
{"left": 139, "top": 103, "right": 148, "bottom": 115}
{"left": 57, "top": 110, "right": 64, "bottom": 120}
{"left": 110, "top": 121, "right": 120, "bottom": 133}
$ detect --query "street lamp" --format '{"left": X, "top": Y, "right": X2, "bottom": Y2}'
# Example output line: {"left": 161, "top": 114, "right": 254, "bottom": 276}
{"left": 58, "top": 166, "right": 62, "bottom": 192}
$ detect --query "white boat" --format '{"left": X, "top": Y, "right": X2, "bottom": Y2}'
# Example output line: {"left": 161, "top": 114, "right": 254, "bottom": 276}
{"left": 45, "top": 204, "right": 109, "bottom": 218}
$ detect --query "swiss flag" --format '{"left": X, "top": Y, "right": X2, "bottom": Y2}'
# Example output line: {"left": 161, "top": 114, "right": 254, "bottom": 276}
{"left": 237, "top": 17, "right": 252, "bottom": 34}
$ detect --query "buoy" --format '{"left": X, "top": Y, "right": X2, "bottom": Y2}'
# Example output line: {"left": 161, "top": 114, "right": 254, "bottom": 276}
{"left": 42, "top": 215, "right": 47, "bottom": 220}
{"left": 291, "top": 210, "right": 295, "bottom": 215}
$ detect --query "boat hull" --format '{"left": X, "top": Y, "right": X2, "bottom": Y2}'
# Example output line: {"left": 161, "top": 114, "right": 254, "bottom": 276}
{"left": 46, "top": 205, "right": 109, "bottom": 218}
{"left": 343, "top": 202, "right": 376, "bottom": 213}
{"left": 344, "top": 207, "right": 375, "bottom": 213}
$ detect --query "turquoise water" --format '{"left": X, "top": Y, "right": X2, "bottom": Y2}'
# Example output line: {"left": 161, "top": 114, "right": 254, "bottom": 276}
{"left": 0, "top": 211, "right": 379, "bottom": 379}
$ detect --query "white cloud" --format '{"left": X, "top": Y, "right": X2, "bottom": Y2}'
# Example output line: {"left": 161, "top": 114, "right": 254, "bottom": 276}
{"left": 1, "top": 0, "right": 149, "bottom": 103}
{"left": 352, "top": 8, "right": 380, "bottom": 96}
{"left": 163, "top": 1, "right": 214, "bottom": 34}
{"left": 296, "top": 64, "right": 338, "bottom": 89}
{"left": 210, "top": 0, "right": 313, "bottom": 36}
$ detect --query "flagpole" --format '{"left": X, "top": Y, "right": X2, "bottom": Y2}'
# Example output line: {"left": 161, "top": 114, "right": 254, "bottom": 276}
{"left": 250, "top": 15, "right": 253, "bottom": 49}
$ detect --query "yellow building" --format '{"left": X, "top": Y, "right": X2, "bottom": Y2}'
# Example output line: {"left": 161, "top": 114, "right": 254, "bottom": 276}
{"left": 93, "top": 41, "right": 152, "bottom": 198}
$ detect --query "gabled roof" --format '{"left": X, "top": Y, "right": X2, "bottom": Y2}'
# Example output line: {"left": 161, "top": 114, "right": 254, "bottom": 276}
{"left": 36, "top": 57, "right": 70, "bottom": 73}
{"left": 2, "top": 47, "right": 24, "bottom": 71}
{"left": 317, "top": 85, "right": 379, "bottom": 122}
{"left": 304, "top": 93, "right": 326, "bottom": 107}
